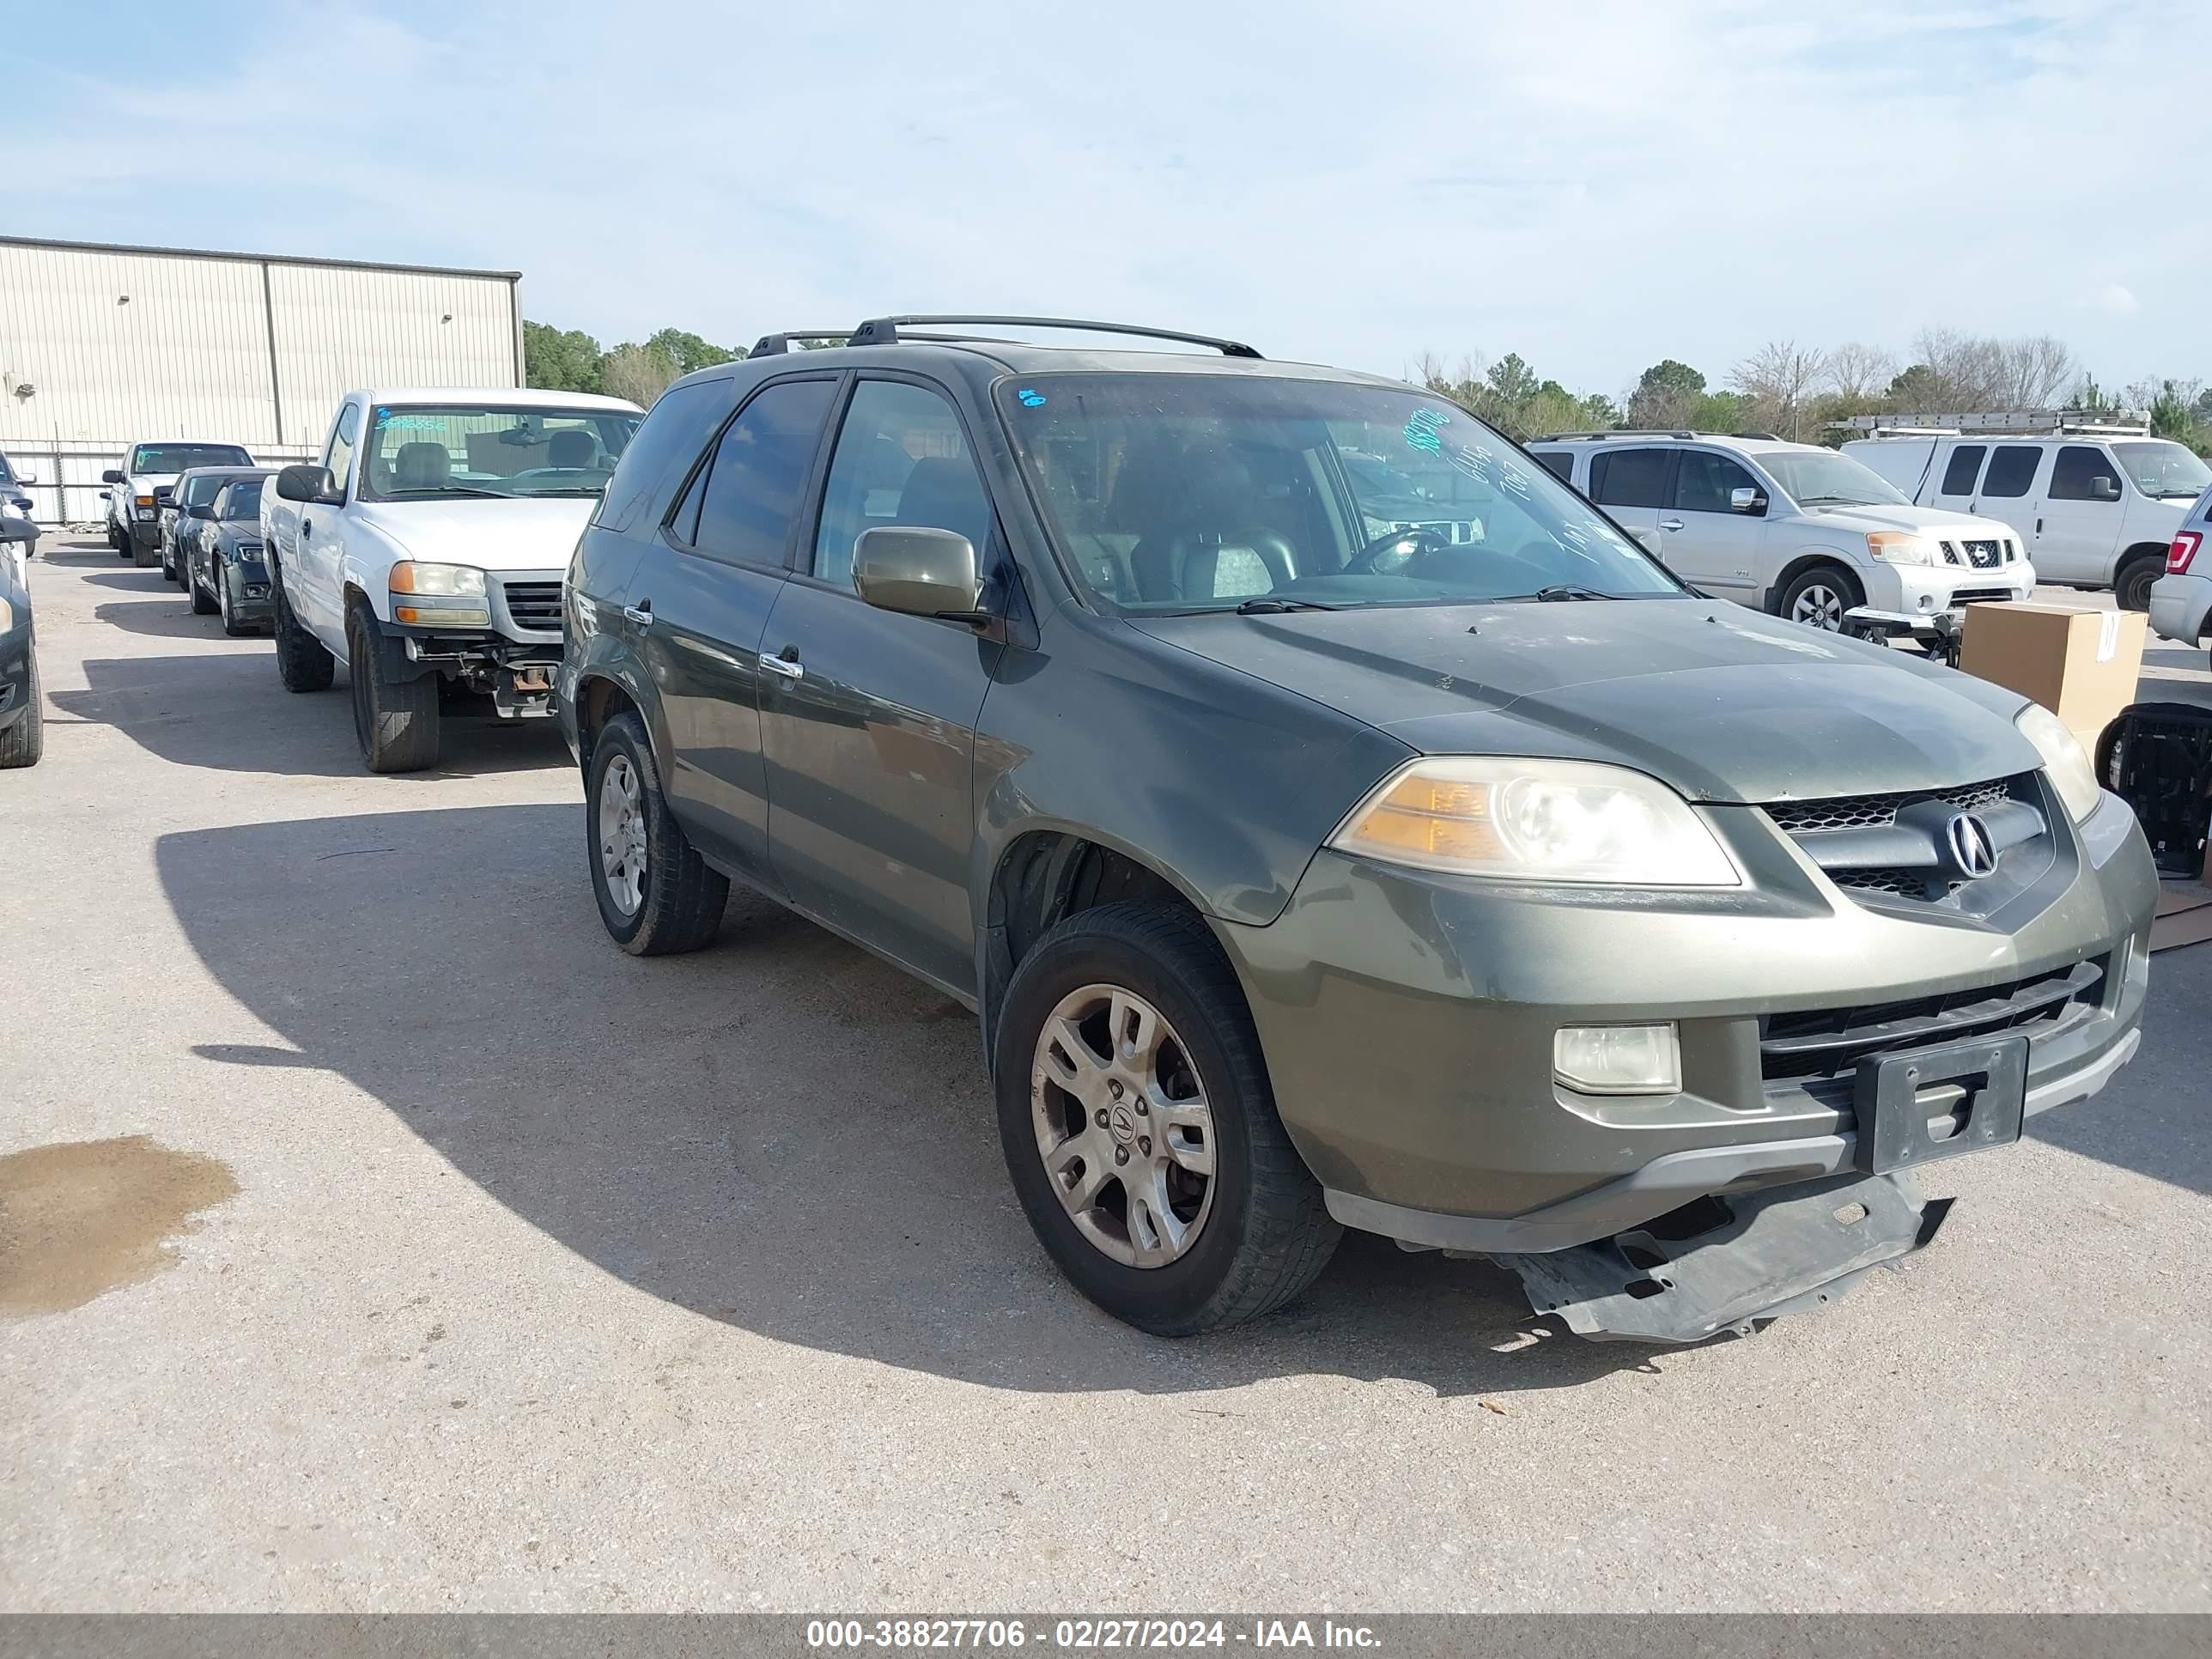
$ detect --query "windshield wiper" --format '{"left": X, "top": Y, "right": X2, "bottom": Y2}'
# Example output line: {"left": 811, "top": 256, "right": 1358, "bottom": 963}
{"left": 1535, "top": 583, "right": 1613, "bottom": 601}
{"left": 1232, "top": 596, "right": 1338, "bottom": 614}
{"left": 377, "top": 486, "right": 510, "bottom": 500}
{"left": 1794, "top": 494, "right": 1881, "bottom": 507}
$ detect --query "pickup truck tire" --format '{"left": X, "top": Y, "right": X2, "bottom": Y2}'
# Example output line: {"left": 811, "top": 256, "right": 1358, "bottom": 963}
{"left": 132, "top": 536, "right": 159, "bottom": 568}
{"left": 994, "top": 901, "right": 1341, "bottom": 1336}
{"left": 2115, "top": 552, "right": 2162, "bottom": 612}
{"left": 189, "top": 563, "right": 217, "bottom": 615}
{"left": 271, "top": 577, "right": 335, "bottom": 693}
{"left": 347, "top": 601, "right": 440, "bottom": 774}
{"left": 0, "top": 641, "right": 42, "bottom": 769}
{"left": 1779, "top": 563, "right": 1863, "bottom": 633}
{"left": 587, "top": 710, "right": 728, "bottom": 955}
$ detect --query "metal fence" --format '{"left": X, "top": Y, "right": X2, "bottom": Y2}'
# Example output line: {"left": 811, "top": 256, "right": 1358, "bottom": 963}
{"left": 1, "top": 441, "right": 318, "bottom": 527}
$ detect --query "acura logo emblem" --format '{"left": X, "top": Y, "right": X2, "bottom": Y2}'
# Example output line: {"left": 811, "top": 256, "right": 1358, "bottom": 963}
{"left": 1946, "top": 812, "right": 1998, "bottom": 878}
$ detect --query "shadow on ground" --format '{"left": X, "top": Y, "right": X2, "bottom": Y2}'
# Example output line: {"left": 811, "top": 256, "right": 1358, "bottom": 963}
{"left": 157, "top": 801, "right": 1657, "bottom": 1398}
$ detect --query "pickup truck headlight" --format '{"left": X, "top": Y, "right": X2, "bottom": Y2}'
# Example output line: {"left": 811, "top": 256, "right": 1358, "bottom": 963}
{"left": 390, "top": 561, "right": 490, "bottom": 627}
{"left": 1329, "top": 757, "right": 1741, "bottom": 886}
{"left": 1866, "top": 532, "right": 1936, "bottom": 566}
{"left": 2014, "top": 703, "right": 2102, "bottom": 822}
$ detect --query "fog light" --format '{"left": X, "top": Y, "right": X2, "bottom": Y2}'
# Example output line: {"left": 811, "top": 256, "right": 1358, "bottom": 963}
{"left": 1553, "top": 1024, "right": 1681, "bottom": 1095}
{"left": 1917, "top": 592, "right": 1936, "bottom": 610}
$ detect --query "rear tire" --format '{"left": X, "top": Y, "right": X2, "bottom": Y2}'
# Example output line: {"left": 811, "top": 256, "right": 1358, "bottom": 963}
{"left": 0, "top": 639, "right": 42, "bottom": 769}
{"left": 1779, "top": 563, "right": 1864, "bottom": 633}
{"left": 271, "top": 573, "right": 334, "bottom": 693}
{"left": 586, "top": 710, "right": 728, "bottom": 955}
{"left": 2115, "top": 553, "right": 2161, "bottom": 612}
{"left": 994, "top": 901, "right": 1340, "bottom": 1335}
{"left": 346, "top": 600, "right": 440, "bottom": 774}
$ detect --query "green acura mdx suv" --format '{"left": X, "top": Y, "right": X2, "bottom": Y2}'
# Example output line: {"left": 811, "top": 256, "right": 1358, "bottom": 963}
{"left": 557, "top": 316, "right": 2155, "bottom": 1343}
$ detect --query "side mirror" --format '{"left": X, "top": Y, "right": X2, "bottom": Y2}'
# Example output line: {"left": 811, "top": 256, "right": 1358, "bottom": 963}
{"left": 101, "top": 469, "right": 125, "bottom": 485}
{"left": 187, "top": 503, "right": 216, "bottom": 520}
{"left": 1729, "top": 486, "right": 1769, "bottom": 515}
{"left": 2091, "top": 477, "right": 2120, "bottom": 501}
{"left": 275, "top": 464, "right": 339, "bottom": 505}
{"left": 852, "top": 526, "right": 981, "bottom": 618}
{"left": 14, "top": 474, "right": 33, "bottom": 487}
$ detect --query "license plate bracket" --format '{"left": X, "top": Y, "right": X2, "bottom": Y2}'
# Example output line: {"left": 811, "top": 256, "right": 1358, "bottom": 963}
{"left": 1853, "top": 1033, "right": 2028, "bottom": 1174}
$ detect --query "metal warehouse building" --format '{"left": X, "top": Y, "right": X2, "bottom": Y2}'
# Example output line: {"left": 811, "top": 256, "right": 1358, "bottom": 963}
{"left": 0, "top": 235, "right": 523, "bottom": 524}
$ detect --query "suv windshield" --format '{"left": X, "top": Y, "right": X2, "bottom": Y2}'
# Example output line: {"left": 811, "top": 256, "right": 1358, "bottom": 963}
{"left": 2112, "top": 441, "right": 2211, "bottom": 501}
{"left": 1757, "top": 450, "right": 1909, "bottom": 509}
{"left": 132, "top": 443, "right": 251, "bottom": 474}
{"left": 222, "top": 481, "right": 264, "bottom": 520}
{"left": 998, "top": 375, "right": 1681, "bottom": 611}
{"left": 359, "top": 405, "right": 642, "bottom": 501}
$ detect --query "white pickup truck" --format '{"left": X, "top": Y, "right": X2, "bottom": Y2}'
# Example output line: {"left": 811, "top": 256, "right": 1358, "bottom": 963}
{"left": 104, "top": 440, "right": 257, "bottom": 566}
{"left": 263, "top": 387, "right": 645, "bottom": 771}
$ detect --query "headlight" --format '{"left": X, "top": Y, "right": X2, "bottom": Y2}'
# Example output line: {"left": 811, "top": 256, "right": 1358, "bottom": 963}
{"left": 1329, "top": 757, "right": 1741, "bottom": 886}
{"left": 0, "top": 595, "right": 12, "bottom": 632}
{"left": 390, "top": 562, "right": 487, "bottom": 597}
{"left": 2014, "top": 704, "right": 2102, "bottom": 822}
{"left": 1866, "top": 532, "right": 1936, "bottom": 566}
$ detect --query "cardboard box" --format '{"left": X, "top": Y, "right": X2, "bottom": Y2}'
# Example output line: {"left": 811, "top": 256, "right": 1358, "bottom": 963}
{"left": 1958, "top": 601, "right": 2146, "bottom": 754}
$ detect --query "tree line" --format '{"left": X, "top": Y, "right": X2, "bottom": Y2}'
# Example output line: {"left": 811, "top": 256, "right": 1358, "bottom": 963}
{"left": 1416, "top": 329, "right": 2212, "bottom": 455}
{"left": 526, "top": 315, "right": 2212, "bottom": 457}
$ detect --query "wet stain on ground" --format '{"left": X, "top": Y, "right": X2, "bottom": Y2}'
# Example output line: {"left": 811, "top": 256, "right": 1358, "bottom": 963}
{"left": 0, "top": 1135, "right": 238, "bottom": 1317}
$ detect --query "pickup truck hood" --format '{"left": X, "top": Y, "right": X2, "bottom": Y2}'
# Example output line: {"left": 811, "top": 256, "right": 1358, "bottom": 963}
{"left": 1130, "top": 599, "right": 2042, "bottom": 804}
{"left": 350, "top": 497, "right": 596, "bottom": 573}
{"left": 1801, "top": 502, "right": 2010, "bottom": 538}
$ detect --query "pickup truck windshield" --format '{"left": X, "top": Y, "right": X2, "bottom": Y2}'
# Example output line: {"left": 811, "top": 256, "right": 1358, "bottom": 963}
{"left": 997, "top": 375, "right": 1681, "bottom": 612}
{"left": 2112, "top": 441, "right": 2211, "bottom": 501}
{"left": 132, "top": 443, "right": 252, "bottom": 474}
{"left": 1758, "top": 450, "right": 1910, "bottom": 509}
{"left": 360, "top": 405, "right": 641, "bottom": 501}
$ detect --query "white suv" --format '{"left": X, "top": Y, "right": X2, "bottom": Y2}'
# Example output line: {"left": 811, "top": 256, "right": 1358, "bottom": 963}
{"left": 1526, "top": 432, "right": 2033, "bottom": 641}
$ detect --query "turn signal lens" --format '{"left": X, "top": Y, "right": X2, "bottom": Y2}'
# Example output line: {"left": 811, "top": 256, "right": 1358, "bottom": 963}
{"left": 2172, "top": 531, "right": 2202, "bottom": 574}
{"left": 2014, "top": 703, "right": 2103, "bottom": 823}
{"left": 1330, "top": 758, "right": 1740, "bottom": 886}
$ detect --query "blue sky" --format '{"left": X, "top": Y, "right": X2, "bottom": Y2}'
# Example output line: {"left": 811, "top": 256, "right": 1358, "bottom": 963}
{"left": 9, "top": 0, "right": 2207, "bottom": 399}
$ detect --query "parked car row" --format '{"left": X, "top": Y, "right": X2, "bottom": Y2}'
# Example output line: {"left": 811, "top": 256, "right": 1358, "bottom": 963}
{"left": 159, "top": 468, "right": 279, "bottom": 635}
{"left": 102, "top": 441, "right": 257, "bottom": 566}
{"left": 0, "top": 508, "right": 40, "bottom": 769}
{"left": 46, "top": 322, "right": 2168, "bottom": 1343}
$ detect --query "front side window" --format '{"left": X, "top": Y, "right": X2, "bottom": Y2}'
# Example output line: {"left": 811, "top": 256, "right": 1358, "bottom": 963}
{"left": 357, "top": 404, "right": 642, "bottom": 502}
{"left": 1980, "top": 446, "right": 2042, "bottom": 498}
{"left": 1674, "top": 451, "right": 1759, "bottom": 514}
{"left": 2112, "top": 441, "right": 2212, "bottom": 501}
{"left": 220, "top": 481, "right": 264, "bottom": 521}
{"left": 684, "top": 379, "right": 837, "bottom": 565}
{"left": 997, "top": 375, "right": 1681, "bottom": 612}
{"left": 131, "top": 442, "right": 251, "bottom": 474}
{"left": 811, "top": 380, "right": 994, "bottom": 588}
{"left": 2049, "top": 445, "right": 2124, "bottom": 503}
{"left": 1758, "top": 450, "right": 1909, "bottom": 508}
{"left": 1589, "top": 448, "right": 1670, "bottom": 509}
{"left": 1940, "top": 445, "right": 1985, "bottom": 495}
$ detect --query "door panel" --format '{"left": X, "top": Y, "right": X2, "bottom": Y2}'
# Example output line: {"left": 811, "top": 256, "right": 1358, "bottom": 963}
{"left": 1663, "top": 449, "right": 1765, "bottom": 598}
{"left": 759, "top": 376, "right": 1003, "bottom": 992}
{"left": 2037, "top": 444, "right": 2125, "bottom": 584}
{"left": 1967, "top": 444, "right": 2045, "bottom": 563}
{"left": 299, "top": 401, "right": 359, "bottom": 633}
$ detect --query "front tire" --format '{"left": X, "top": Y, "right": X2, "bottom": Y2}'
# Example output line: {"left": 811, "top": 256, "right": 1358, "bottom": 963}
{"left": 1779, "top": 563, "right": 1864, "bottom": 633}
{"left": 346, "top": 601, "right": 440, "bottom": 773}
{"left": 217, "top": 570, "right": 252, "bottom": 636}
{"left": 0, "top": 640, "right": 42, "bottom": 769}
{"left": 586, "top": 710, "right": 728, "bottom": 955}
{"left": 132, "top": 534, "right": 158, "bottom": 568}
{"left": 189, "top": 559, "right": 217, "bottom": 615}
{"left": 2115, "top": 553, "right": 2161, "bottom": 612}
{"left": 994, "top": 902, "right": 1340, "bottom": 1336}
{"left": 270, "top": 574, "right": 335, "bottom": 692}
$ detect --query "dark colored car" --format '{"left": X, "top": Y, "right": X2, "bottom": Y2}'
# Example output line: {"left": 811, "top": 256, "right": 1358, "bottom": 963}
{"left": 162, "top": 466, "right": 264, "bottom": 583}
{"left": 556, "top": 315, "right": 2156, "bottom": 1343}
{"left": 184, "top": 473, "right": 276, "bottom": 635}
{"left": 1, "top": 516, "right": 40, "bottom": 769}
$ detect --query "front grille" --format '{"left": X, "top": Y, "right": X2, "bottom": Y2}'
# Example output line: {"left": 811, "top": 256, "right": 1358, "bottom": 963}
{"left": 503, "top": 581, "right": 563, "bottom": 633}
{"left": 1760, "top": 958, "right": 2104, "bottom": 1081}
{"left": 1832, "top": 866, "right": 1935, "bottom": 899}
{"left": 1762, "top": 776, "right": 2015, "bottom": 835}
{"left": 1963, "top": 538, "right": 2003, "bottom": 568}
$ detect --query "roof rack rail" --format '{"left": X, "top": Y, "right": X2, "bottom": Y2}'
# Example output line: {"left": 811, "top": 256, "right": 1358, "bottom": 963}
{"left": 748, "top": 331, "right": 853, "bottom": 359}
{"left": 844, "top": 314, "right": 1263, "bottom": 358}
{"left": 1536, "top": 429, "right": 1697, "bottom": 442}
{"left": 1730, "top": 431, "right": 1781, "bottom": 441}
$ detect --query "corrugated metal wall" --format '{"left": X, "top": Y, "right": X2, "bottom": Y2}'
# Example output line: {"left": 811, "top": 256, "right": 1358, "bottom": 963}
{"left": 0, "top": 239, "right": 520, "bottom": 519}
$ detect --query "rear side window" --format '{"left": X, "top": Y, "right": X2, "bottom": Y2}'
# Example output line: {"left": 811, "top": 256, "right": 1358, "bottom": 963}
{"left": 1940, "top": 445, "right": 1985, "bottom": 495}
{"left": 2049, "top": 446, "right": 2122, "bottom": 502}
{"left": 1532, "top": 450, "right": 1574, "bottom": 483}
{"left": 1589, "top": 447, "right": 1669, "bottom": 509}
{"left": 1673, "top": 451, "right": 1758, "bottom": 514}
{"left": 1980, "top": 446, "right": 2042, "bottom": 498}
{"left": 595, "top": 376, "right": 738, "bottom": 534}
{"left": 688, "top": 380, "right": 838, "bottom": 566}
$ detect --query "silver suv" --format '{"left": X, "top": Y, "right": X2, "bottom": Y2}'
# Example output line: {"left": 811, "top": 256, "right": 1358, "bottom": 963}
{"left": 1528, "top": 432, "right": 2034, "bottom": 645}
{"left": 2148, "top": 480, "right": 2212, "bottom": 668}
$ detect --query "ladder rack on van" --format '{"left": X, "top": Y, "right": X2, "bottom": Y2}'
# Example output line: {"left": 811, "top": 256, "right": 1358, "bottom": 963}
{"left": 1834, "top": 411, "right": 2151, "bottom": 439}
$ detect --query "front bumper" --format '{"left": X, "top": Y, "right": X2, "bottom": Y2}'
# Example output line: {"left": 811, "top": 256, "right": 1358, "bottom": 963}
{"left": 2148, "top": 571, "right": 2211, "bottom": 645}
{"left": 1218, "top": 790, "right": 2156, "bottom": 1255}
{"left": 219, "top": 560, "right": 274, "bottom": 622}
{"left": 1857, "top": 562, "right": 2036, "bottom": 635}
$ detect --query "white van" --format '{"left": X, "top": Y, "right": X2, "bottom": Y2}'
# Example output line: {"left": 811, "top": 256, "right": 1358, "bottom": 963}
{"left": 1844, "top": 430, "right": 2208, "bottom": 611}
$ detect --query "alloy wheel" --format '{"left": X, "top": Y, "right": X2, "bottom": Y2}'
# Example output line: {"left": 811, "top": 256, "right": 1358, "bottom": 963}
{"left": 1790, "top": 582, "right": 1846, "bottom": 630}
{"left": 598, "top": 753, "right": 648, "bottom": 916}
{"left": 1030, "top": 984, "right": 1217, "bottom": 1268}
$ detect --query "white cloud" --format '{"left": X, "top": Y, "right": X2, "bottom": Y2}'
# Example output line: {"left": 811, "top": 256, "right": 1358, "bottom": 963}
{"left": 4, "top": 0, "right": 2208, "bottom": 392}
{"left": 2093, "top": 284, "right": 2142, "bottom": 316}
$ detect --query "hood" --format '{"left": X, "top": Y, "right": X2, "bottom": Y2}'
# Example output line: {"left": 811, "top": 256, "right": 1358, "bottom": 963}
{"left": 1796, "top": 502, "right": 2011, "bottom": 538}
{"left": 349, "top": 496, "right": 597, "bottom": 573}
{"left": 1129, "top": 599, "right": 2043, "bottom": 804}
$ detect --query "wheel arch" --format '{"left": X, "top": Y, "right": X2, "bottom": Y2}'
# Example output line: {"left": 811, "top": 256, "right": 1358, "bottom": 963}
{"left": 1766, "top": 549, "right": 1867, "bottom": 613}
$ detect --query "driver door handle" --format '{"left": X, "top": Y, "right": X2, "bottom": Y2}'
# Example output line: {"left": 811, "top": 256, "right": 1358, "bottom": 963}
{"left": 301, "top": 518, "right": 312, "bottom": 538}
{"left": 761, "top": 644, "right": 805, "bottom": 681}
{"left": 1658, "top": 517, "right": 1685, "bottom": 532}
